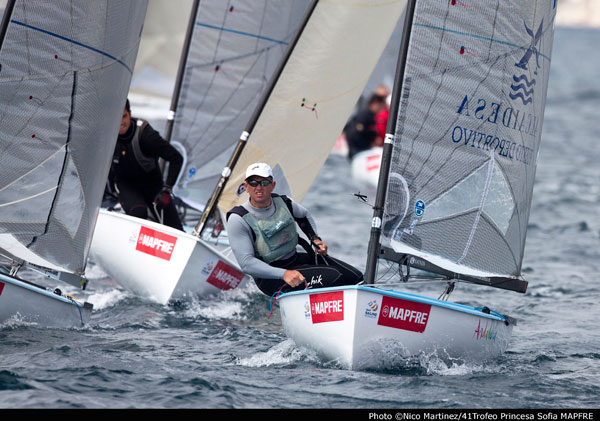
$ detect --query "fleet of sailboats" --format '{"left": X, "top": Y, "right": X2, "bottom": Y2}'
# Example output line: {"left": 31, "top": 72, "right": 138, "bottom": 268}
{"left": 0, "top": 0, "right": 559, "bottom": 372}
{"left": 89, "top": 0, "right": 404, "bottom": 306}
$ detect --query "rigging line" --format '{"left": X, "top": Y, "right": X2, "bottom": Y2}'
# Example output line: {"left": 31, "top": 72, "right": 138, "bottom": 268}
{"left": 9, "top": 20, "right": 133, "bottom": 74}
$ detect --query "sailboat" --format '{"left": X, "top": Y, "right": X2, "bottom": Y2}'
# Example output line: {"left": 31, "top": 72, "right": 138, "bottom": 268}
{"left": 351, "top": 146, "right": 383, "bottom": 189}
{"left": 277, "top": 0, "right": 557, "bottom": 370}
{"left": 89, "top": 0, "right": 406, "bottom": 305}
{"left": 0, "top": 0, "right": 148, "bottom": 328}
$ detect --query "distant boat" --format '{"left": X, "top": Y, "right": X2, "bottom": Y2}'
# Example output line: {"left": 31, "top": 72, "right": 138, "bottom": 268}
{"left": 278, "top": 0, "right": 557, "bottom": 370}
{"left": 351, "top": 146, "right": 382, "bottom": 190}
{"left": 0, "top": 0, "right": 147, "bottom": 327}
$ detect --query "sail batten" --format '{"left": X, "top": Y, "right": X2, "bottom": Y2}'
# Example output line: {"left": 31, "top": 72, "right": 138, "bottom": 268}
{"left": 377, "top": 0, "right": 556, "bottom": 287}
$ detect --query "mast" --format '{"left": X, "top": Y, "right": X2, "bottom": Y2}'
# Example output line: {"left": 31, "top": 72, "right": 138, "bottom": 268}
{"left": 163, "top": 0, "right": 200, "bottom": 144}
{"left": 192, "top": 0, "right": 319, "bottom": 237}
{"left": 0, "top": 0, "right": 16, "bottom": 47}
{"left": 364, "top": 0, "right": 417, "bottom": 285}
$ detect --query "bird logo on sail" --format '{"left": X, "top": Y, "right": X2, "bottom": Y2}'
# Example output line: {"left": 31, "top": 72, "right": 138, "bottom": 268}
{"left": 510, "top": 19, "right": 544, "bottom": 106}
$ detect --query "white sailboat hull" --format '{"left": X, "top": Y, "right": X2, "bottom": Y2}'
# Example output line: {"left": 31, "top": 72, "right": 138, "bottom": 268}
{"left": 351, "top": 147, "right": 382, "bottom": 189}
{"left": 279, "top": 285, "right": 513, "bottom": 371}
{"left": 90, "top": 210, "right": 251, "bottom": 305}
{"left": 0, "top": 273, "right": 92, "bottom": 328}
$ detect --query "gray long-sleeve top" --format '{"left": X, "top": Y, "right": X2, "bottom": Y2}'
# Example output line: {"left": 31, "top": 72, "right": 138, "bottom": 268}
{"left": 226, "top": 197, "right": 319, "bottom": 280}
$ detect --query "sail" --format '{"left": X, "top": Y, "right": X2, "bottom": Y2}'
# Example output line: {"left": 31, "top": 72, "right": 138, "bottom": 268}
{"left": 0, "top": 0, "right": 147, "bottom": 274}
{"left": 381, "top": 0, "right": 557, "bottom": 282}
{"left": 217, "top": 0, "right": 408, "bottom": 213}
{"left": 129, "top": 0, "right": 194, "bottom": 103}
{"left": 170, "top": 0, "right": 311, "bottom": 209}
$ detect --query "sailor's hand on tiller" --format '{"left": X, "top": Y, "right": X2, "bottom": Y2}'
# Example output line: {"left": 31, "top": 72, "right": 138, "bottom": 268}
{"left": 313, "top": 239, "right": 328, "bottom": 256}
{"left": 283, "top": 270, "right": 305, "bottom": 288}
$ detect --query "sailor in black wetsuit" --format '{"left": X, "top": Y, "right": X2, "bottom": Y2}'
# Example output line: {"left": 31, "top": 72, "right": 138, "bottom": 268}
{"left": 108, "top": 99, "right": 184, "bottom": 231}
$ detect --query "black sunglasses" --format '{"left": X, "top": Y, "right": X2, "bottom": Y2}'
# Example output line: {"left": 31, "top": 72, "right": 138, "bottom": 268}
{"left": 246, "top": 179, "right": 273, "bottom": 187}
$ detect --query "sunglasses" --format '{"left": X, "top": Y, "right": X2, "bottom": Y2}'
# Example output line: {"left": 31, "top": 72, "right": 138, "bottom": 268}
{"left": 246, "top": 179, "right": 273, "bottom": 187}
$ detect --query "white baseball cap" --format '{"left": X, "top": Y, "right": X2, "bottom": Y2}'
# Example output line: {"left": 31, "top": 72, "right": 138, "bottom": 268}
{"left": 245, "top": 162, "right": 273, "bottom": 179}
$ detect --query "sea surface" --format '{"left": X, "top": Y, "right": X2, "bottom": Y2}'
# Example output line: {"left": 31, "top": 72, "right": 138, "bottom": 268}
{"left": 1, "top": 27, "right": 599, "bottom": 410}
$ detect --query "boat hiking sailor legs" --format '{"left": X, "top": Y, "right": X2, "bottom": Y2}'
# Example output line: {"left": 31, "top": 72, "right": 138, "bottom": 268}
{"left": 226, "top": 163, "right": 363, "bottom": 297}
{"left": 107, "top": 98, "right": 184, "bottom": 231}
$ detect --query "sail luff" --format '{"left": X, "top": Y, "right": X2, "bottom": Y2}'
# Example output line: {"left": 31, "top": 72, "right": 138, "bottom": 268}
{"left": 193, "top": 0, "right": 319, "bottom": 237}
{"left": 365, "top": 0, "right": 417, "bottom": 285}
{"left": 163, "top": 0, "right": 200, "bottom": 144}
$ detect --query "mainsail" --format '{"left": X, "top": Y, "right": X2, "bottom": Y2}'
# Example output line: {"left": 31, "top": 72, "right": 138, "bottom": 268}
{"left": 168, "top": 0, "right": 311, "bottom": 210}
{"left": 375, "top": 0, "right": 557, "bottom": 290}
{"left": 212, "top": 0, "right": 408, "bottom": 217}
{"left": 0, "top": 0, "right": 147, "bottom": 274}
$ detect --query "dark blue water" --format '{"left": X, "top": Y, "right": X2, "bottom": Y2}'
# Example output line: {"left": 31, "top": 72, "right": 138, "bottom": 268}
{"left": 1, "top": 27, "right": 599, "bottom": 409}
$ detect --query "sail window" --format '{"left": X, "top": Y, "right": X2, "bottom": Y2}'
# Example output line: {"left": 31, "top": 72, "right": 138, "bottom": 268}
{"left": 421, "top": 160, "right": 514, "bottom": 235}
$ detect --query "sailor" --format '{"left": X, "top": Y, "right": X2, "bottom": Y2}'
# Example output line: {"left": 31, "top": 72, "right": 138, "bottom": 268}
{"left": 107, "top": 99, "right": 184, "bottom": 231}
{"left": 344, "top": 93, "right": 387, "bottom": 160}
{"left": 226, "top": 163, "right": 363, "bottom": 296}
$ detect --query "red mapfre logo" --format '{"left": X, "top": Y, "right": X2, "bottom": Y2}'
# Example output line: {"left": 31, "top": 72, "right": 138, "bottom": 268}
{"left": 135, "top": 226, "right": 177, "bottom": 261}
{"left": 206, "top": 261, "right": 244, "bottom": 290}
{"left": 377, "top": 296, "right": 431, "bottom": 333}
{"left": 0, "top": 282, "right": 4, "bottom": 297}
{"left": 310, "top": 291, "right": 344, "bottom": 324}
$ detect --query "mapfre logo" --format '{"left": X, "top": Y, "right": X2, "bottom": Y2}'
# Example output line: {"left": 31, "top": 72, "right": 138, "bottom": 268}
{"left": 309, "top": 291, "right": 344, "bottom": 324}
{"left": 206, "top": 261, "right": 244, "bottom": 290}
{"left": 377, "top": 296, "right": 431, "bottom": 333}
{"left": 135, "top": 226, "right": 177, "bottom": 261}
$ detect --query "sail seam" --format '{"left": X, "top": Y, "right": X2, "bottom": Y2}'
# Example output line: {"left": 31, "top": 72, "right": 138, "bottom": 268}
{"left": 9, "top": 19, "right": 133, "bottom": 74}
{"left": 413, "top": 22, "right": 551, "bottom": 62}
{"left": 195, "top": 22, "right": 289, "bottom": 45}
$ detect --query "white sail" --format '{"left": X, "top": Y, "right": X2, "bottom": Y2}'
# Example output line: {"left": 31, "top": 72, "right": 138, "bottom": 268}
{"left": 129, "top": 0, "right": 194, "bottom": 104}
{"left": 169, "top": 0, "right": 311, "bottom": 210}
{"left": 380, "top": 0, "right": 557, "bottom": 286}
{"left": 217, "top": 0, "right": 408, "bottom": 214}
{"left": 0, "top": 0, "right": 148, "bottom": 274}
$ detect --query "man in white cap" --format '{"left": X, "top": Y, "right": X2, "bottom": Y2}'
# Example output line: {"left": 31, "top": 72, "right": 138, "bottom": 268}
{"left": 226, "top": 163, "right": 363, "bottom": 296}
